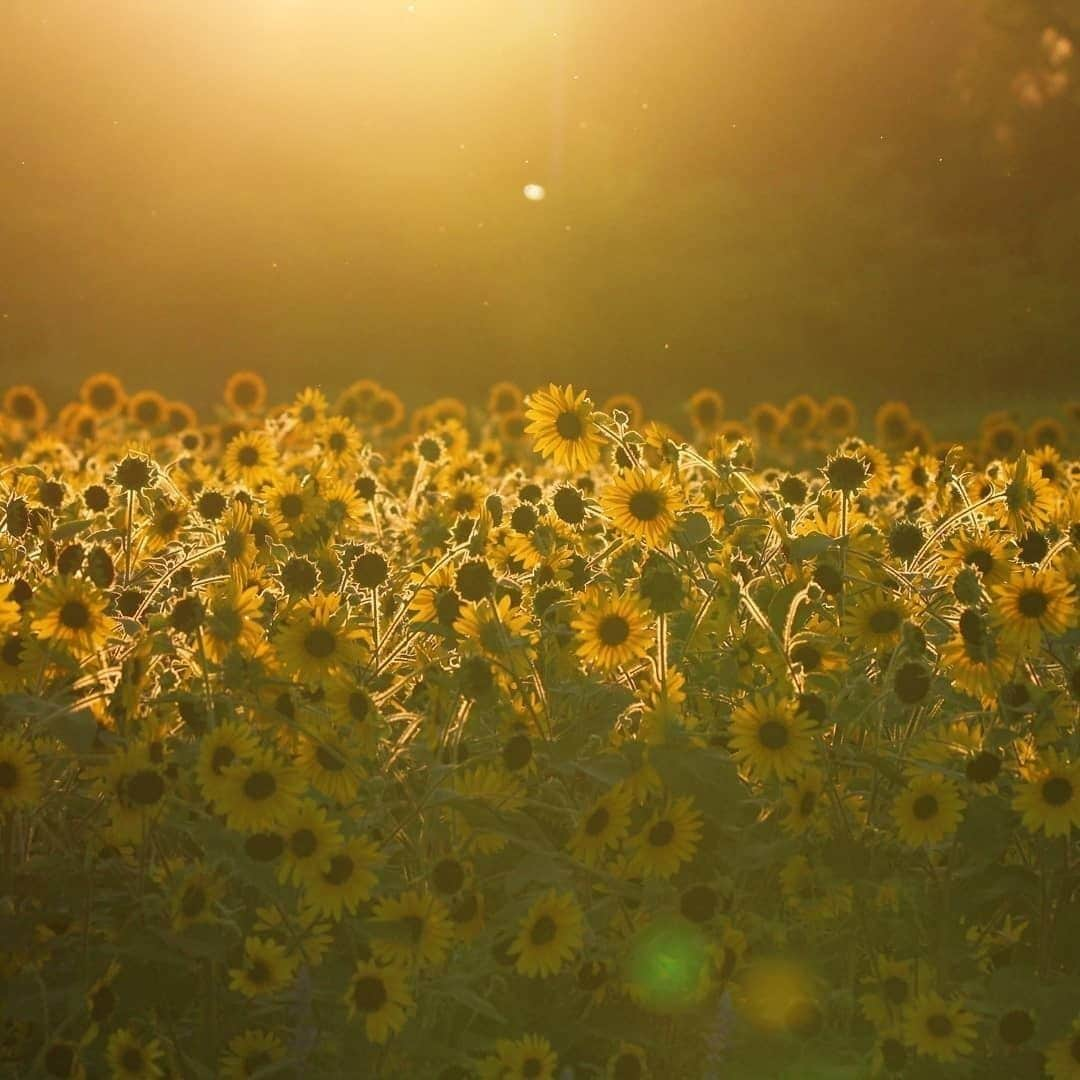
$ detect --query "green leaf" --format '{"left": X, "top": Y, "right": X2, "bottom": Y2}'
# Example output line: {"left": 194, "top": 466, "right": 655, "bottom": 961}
{"left": 51, "top": 518, "right": 95, "bottom": 542}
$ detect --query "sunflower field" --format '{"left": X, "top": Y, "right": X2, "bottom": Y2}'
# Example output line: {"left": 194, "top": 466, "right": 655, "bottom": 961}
{"left": 0, "top": 374, "right": 1078, "bottom": 1080}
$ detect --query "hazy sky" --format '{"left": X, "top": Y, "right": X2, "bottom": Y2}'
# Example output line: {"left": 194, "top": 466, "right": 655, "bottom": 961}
{"left": 2, "top": 1, "right": 1072, "bottom": 420}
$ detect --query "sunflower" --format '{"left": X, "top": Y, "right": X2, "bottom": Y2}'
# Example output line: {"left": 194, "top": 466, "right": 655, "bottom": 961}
{"left": 567, "top": 785, "right": 632, "bottom": 865}
{"left": 79, "top": 372, "right": 126, "bottom": 417}
{"left": 992, "top": 568, "right": 1076, "bottom": 653}
{"left": 875, "top": 401, "right": 912, "bottom": 446}
{"left": 295, "top": 721, "right": 366, "bottom": 803}
{"left": 218, "top": 1029, "right": 286, "bottom": 1080}
{"left": 687, "top": 388, "right": 724, "bottom": 435}
{"left": 601, "top": 468, "right": 685, "bottom": 547}
{"left": 31, "top": 576, "right": 114, "bottom": 656}
{"left": 168, "top": 864, "right": 226, "bottom": 932}
{"left": 939, "top": 530, "right": 1013, "bottom": 588}
{"left": 218, "top": 749, "right": 304, "bottom": 833}
{"left": 488, "top": 381, "right": 524, "bottom": 416}
{"left": 275, "top": 593, "right": 364, "bottom": 686}
{"left": 524, "top": 384, "right": 604, "bottom": 472}
{"left": 319, "top": 416, "right": 364, "bottom": 463}
{"left": 0, "top": 735, "right": 41, "bottom": 812}
{"left": 903, "top": 992, "right": 977, "bottom": 1063}
{"left": 201, "top": 585, "right": 265, "bottom": 661}
{"left": 344, "top": 960, "right": 414, "bottom": 1044}
{"left": 223, "top": 430, "right": 279, "bottom": 488}
{"left": 892, "top": 773, "right": 965, "bottom": 846}
{"left": 127, "top": 390, "right": 168, "bottom": 429}
{"left": 779, "top": 767, "right": 825, "bottom": 836}
{"left": 3, "top": 385, "right": 48, "bottom": 427}
{"left": 995, "top": 456, "right": 1057, "bottom": 535}
{"left": 842, "top": 588, "right": 908, "bottom": 653}
{"left": 216, "top": 502, "right": 257, "bottom": 571}
{"left": 278, "top": 800, "right": 343, "bottom": 886}
{"left": 1012, "top": 750, "right": 1080, "bottom": 837}
{"left": 263, "top": 473, "right": 324, "bottom": 540}
{"left": 196, "top": 720, "right": 260, "bottom": 808}
{"left": 228, "top": 936, "right": 298, "bottom": 998}
{"left": 372, "top": 889, "right": 454, "bottom": 970}
{"left": 224, "top": 371, "right": 268, "bottom": 414}
{"left": 510, "top": 890, "right": 584, "bottom": 977}
{"left": 728, "top": 693, "right": 815, "bottom": 781}
{"left": 572, "top": 589, "right": 652, "bottom": 672}
{"left": 323, "top": 677, "right": 381, "bottom": 753}
{"left": 105, "top": 1029, "right": 164, "bottom": 1079}
{"left": 821, "top": 395, "right": 857, "bottom": 437}
{"left": 858, "top": 956, "right": 919, "bottom": 1030}
{"left": 1044, "top": 1015, "right": 1080, "bottom": 1080}
{"left": 482, "top": 1034, "right": 559, "bottom": 1080}
{"left": 303, "top": 835, "right": 382, "bottom": 920}
{"left": 630, "top": 795, "right": 703, "bottom": 879}
{"left": 454, "top": 594, "right": 535, "bottom": 659}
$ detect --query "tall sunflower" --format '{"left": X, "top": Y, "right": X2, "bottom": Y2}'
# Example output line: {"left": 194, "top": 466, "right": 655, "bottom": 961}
{"left": 218, "top": 1030, "right": 285, "bottom": 1080}
{"left": 275, "top": 593, "right": 364, "bottom": 686}
{"left": 227, "top": 936, "right": 298, "bottom": 998}
{"left": 992, "top": 569, "right": 1076, "bottom": 653}
{"left": 892, "top": 773, "right": 965, "bottom": 846}
{"left": 202, "top": 585, "right": 264, "bottom": 662}
{"left": 371, "top": 889, "right": 454, "bottom": 970}
{"left": 630, "top": 795, "right": 703, "bottom": 879}
{"left": 218, "top": 749, "right": 304, "bottom": 833}
{"left": 572, "top": 589, "right": 653, "bottom": 672}
{"left": 344, "top": 960, "right": 414, "bottom": 1044}
{"left": 278, "top": 800, "right": 343, "bottom": 887}
{"left": 303, "top": 836, "right": 382, "bottom": 920}
{"left": 483, "top": 1034, "right": 559, "bottom": 1080}
{"left": 1043, "top": 1015, "right": 1080, "bottom": 1080}
{"left": 223, "top": 430, "right": 279, "bottom": 488}
{"left": 31, "top": 576, "right": 114, "bottom": 657}
{"left": 601, "top": 468, "right": 685, "bottom": 548}
{"left": 728, "top": 694, "right": 816, "bottom": 781}
{"left": 0, "top": 735, "right": 41, "bottom": 812}
{"left": 567, "top": 786, "right": 632, "bottom": 865}
{"left": 524, "top": 384, "right": 604, "bottom": 472}
{"left": 842, "top": 588, "right": 908, "bottom": 653}
{"left": 510, "top": 890, "right": 584, "bottom": 978}
{"left": 1012, "top": 750, "right": 1080, "bottom": 837}
{"left": 105, "top": 1028, "right": 164, "bottom": 1080}
{"left": 903, "top": 992, "right": 977, "bottom": 1063}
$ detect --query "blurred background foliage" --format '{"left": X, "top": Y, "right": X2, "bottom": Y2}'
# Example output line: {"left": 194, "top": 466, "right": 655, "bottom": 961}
{"left": 1, "top": 0, "right": 1078, "bottom": 427}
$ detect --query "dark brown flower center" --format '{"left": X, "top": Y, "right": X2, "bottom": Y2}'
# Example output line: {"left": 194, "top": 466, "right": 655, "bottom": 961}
{"left": 912, "top": 794, "right": 938, "bottom": 820}
{"left": 597, "top": 614, "right": 630, "bottom": 646}
{"left": 926, "top": 1013, "right": 953, "bottom": 1038}
{"left": 243, "top": 771, "right": 276, "bottom": 801}
{"left": 1017, "top": 589, "right": 1049, "bottom": 619}
{"left": 304, "top": 627, "right": 337, "bottom": 659}
{"left": 555, "top": 411, "right": 583, "bottom": 440}
{"left": 352, "top": 975, "right": 387, "bottom": 1012}
{"left": 1042, "top": 776, "right": 1072, "bottom": 807}
{"left": 324, "top": 854, "right": 354, "bottom": 885}
{"left": 59, "top": 601, "right": 90, "bottom": 630}
{"left": 758, "top": 720, "right": 789, "bottom": 750}
{"left": 627, "top": 490, "right": 663, "bottom": 522}
{"left": 648, "top": 819, "right": 675, "bottom": 847}
{"left": 290, "top": 828, "right": 317, "bottom": 858}
{"left": 868, "top": 608, "right": 901, "bottom": 635}
{"left": 530, "top": 915, "right": 557, "bottom": 945}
